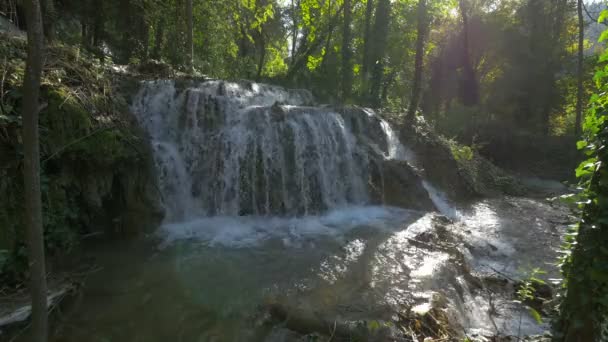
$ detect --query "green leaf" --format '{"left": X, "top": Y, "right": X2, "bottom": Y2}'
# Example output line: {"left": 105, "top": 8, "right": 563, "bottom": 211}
{"left": 599, "top": 10, "right": 608, "bottom": 23}
{"left": 577, "top": 140, "right": 588, "bottom": 150}
{"left": 528, "top": 308, "right": 543, "bottom": 324}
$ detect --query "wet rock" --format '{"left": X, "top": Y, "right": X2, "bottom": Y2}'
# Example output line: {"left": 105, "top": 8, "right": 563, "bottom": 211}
{"left": 399, "top": 118, "right": 525, "bottom": 203}
{"left": 369, "top": 158, "right": 436, "bottom": 211}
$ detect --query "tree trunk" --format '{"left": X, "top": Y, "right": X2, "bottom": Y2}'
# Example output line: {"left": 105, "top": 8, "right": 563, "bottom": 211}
{"left": 368, "top": 0, "right": 390, "bottom": 107}
{"left": 291, "top": 0, "right": 299, "bottom": 66}
{"left": 361, "top": 0, "right": 374, "bottom": 95}
{"left": 341, "top": 0, "right": 353, "bottom": 102}
{"left": 320, "top": 0, "right": 334, "bottom": 68}
{"left": 458, "top": 0, "right": 478, "bottom": 106}
{"left": 256, "top": 33, "right": 266, "bottom": 81}
{"left": 575, "top": 0, "right": 584, "bottom": 136}
{"left": 407, "top": 0, "right": 427, "bottom": 121}
{"left": 22, "top": 0, "right": 48, "bottom": 341}
{"left": 40, "top": 0, "right": 55, "bottom": 43}
{"left": 185, "top": 0, "right": 194, "bottom": 72}
{"left": 152, "top": 17, "right": 165, "bottom": 60}
{"left": 286, "top": 5, "right": 344, "bottom": 80}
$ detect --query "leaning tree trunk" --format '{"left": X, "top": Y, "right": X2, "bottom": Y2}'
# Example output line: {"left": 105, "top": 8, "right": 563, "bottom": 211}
{"left": 407, "top": 0, "right": 427, "bottom": 121}
{"left": 575, "top": 0, "right": 584, "bottom": 136}
{"left": 341, "top": 0, "right": 353, "bottom": 102}
{"left": 185, "top": 0, "right": 194, "bottom": 72}
{"left": 22, "top": 0, "right": 48, "bottom": 341}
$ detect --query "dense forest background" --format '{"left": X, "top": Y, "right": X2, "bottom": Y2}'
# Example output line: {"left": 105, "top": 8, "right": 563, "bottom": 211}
{"left": 2, "top": 0, "right": 605, "bottom": 143}
{"left": 3, "top": 0, "right": 608, "bottom": 341}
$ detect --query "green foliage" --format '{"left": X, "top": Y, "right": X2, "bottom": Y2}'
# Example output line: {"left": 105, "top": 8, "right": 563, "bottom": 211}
{"left": 516, "top": 268, "right": 546, "bottom": 324}
{"left": 448, "top": 138, "right": 476, "bottom": 162}
{"left": 556, "top": 10, "right": 608, "bottom": 339}
{"left": 0, "top": 35, "right": 149, "bottom": 284}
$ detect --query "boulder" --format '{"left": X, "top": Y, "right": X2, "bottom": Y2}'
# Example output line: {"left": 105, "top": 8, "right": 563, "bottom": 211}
{"left": 369, "top": 158, "right": 436, "bottom": 211}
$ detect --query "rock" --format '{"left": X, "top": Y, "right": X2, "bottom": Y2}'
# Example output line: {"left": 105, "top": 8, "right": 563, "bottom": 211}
{"left": 399, "top": 118, "right": 525, "bottom": 203}
{"left": 369, "top": 158, "right": 436, "bottom": 211}
{"left": 135, "top": 59, "right": 174, "bottom": 78}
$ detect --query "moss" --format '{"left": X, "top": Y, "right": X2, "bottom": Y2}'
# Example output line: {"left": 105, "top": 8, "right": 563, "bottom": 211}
{"left": 0, "top": 34, "right": 163, "bottom": 284}
{"left": 68, "top": 128, "right": 138, "bottom": 165}
{"left": 41, "top": 87, "right": 92, "bottom": 149}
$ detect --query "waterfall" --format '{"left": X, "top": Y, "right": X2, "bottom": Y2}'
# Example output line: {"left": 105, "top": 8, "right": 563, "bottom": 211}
{"left": 132, "top": 80, "right": 456, "bottom": 221}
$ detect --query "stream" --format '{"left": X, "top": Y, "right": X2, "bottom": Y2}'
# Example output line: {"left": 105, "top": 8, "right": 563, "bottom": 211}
{"left": 48, "top": 80, "right": 569, "bottom": 341}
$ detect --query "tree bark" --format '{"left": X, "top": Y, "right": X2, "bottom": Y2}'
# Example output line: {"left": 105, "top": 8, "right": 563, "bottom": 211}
{"left": 185, "top": 0, "right": 194, "bottom": 72}
{"left": 361, "top": 0, "right": 374, "bottom": 95}
{"left": 575, "top": 0, "right": 584, "bottom": 136}
{"left": 458, "top": 0, "right": 478, "bottom": 106}
{"left": 291, "top": 0, "right": 299, "bottom": 66}
{"left": 407, "top": 0, "right": 427, "bottom": 121}
{"left": 22, "top": 0, "right": 48, "bottom": 341}
{"left": 256, "top": 33, "right": 266, "bottom": 81}
{"left": 40, "top": 0, "right": 55, "bottom": 43}
{"left": 152, "top": 17, "right": 165, "bottom": 60}
{"left": 368, "top": 0, "right": 390, "bottom": 107}
{"left": 341, "top": 0, "right": 353, "bottom": 102}
{"left": 320, "top": 0, "right": 334, "bottom": 69}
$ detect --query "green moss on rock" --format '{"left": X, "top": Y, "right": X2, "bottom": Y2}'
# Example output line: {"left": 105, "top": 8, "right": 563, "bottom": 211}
{"left": 0, "top": 34, "right": 163, "bottom": 284}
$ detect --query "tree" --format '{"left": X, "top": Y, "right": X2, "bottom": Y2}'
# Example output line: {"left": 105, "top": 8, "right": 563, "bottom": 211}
{"left": 575, "top": 0, "right": 584, "bottom": 136}
{"left": 458, "top": 0, "right": 478, "bottom": 106}
{"left": 360, "top": 0, "right": 374, "bottom": 93}
{"left": 341, "top": 0, "right": 353, "bottom": 102}
{"left": 407, "top": 0, "right": 428, "bottom": 121}
{"left": 368, "top": 0, "right": 390, "bottom": 107}
{"left": 22, "top": 0, "right": 49, "bottom": 340}
{"left": 555, "top": 13, "right": 608, "bottom": 341}
{"left": 152, "top": 17, "right": 166, "bottom": 60}
{"left": 186, "top": 0, "right": 194, "bottom": 72}
{"left": 41, "top": 0, "right": 56, "bottom": 43}
{"left": 290, "top": 0, "right": 299, "bottom": 66}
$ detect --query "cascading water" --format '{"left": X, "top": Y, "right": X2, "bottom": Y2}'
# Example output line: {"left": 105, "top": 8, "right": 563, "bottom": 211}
{"left": 51, "top": 80, "right": 560, "bottom": 342}
{"left": 131, "top": 80, "right": 428, "bottom": 220}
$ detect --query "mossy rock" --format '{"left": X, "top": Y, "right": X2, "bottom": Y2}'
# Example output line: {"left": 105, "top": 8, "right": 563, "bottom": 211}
{"left": 399, "top": 118, "right": 524, "bottom": 202}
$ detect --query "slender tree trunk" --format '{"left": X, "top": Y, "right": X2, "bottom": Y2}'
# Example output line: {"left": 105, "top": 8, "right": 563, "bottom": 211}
{"left": 291, "top": 0, "right": 299, "bottom": 66}
{"left": 368, "top": 0, "right": 390, "bottom": 107}
{"left": 341, "top": 0, "right": 353, "bottom": 102}
{"left": 575, "top": 0, "right": 584, "bottom": 136}
{"left": 286, "top": 6, "right": 344, "bottom": 80}
{"left": 407, "top": 0, "right": 427, "bottom": 121}
{"left": 40, "top": 0, "right": 55, "bottom": 43}
{"left": 458, "top": 0, "right": 478, "bottom": 106}
{"left": 361, "top": 0, "right": 374, "bottom": 94}
{"left": 22, "top": 0, "right": 48, "bottom": 341}
{"left": 320, "top": 0, "right": 334, "bottom": 68}
{"left": 256, "top": 34, "right": 266, "bottom": 81}
{"left": 185, "top": 0, "right": 194, "bottom": 72}
{"left": 152, "top": 17, "right": 165, "bottom": 60}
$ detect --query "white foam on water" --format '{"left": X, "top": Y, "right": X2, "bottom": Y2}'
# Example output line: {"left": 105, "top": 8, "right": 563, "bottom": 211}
{"left": 158, "top": 205, "right": 415, "bottom": 248}
{"left": 421, "top": 180, "right": 462, "bottom": 220}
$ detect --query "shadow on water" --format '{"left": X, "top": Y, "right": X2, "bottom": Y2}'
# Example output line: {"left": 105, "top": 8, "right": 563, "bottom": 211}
{"left": 50, "top": 208, "right": 427, "bottom": 342}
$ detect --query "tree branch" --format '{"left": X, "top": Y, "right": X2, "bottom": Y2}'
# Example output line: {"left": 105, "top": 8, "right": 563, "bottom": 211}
{"left": 583, "top": 2, "right": 608, "bottom": 26}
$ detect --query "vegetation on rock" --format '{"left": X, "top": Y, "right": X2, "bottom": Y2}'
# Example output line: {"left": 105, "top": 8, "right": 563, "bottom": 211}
{"left": 0, "top": 34, "right": 162, "bottom": 284}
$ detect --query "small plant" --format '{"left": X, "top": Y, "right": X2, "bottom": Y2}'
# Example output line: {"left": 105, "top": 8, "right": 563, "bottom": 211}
{"left": 516, "top": 268, "right": 546, "bottom": 323}
{"left": 448, "top": 139, "right": 474, "bottom": 162}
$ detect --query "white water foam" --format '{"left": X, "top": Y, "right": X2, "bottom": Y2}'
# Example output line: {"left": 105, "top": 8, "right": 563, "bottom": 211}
{"left": 158, "top": 206, "right": 415, "bottom": 248}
